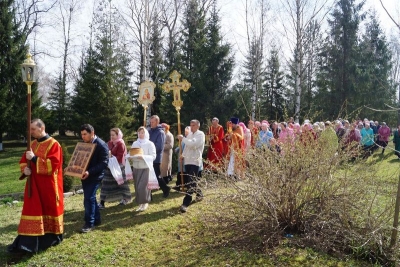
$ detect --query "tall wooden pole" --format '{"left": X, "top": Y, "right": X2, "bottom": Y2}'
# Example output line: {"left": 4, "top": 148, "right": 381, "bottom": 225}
{"left": 26, "top": 83, "right": 31, "bottom": 198}
{"left": 390, "top": 172, "right": 400, "bottom": 248}
{"left": 176, "top": 107, "right": 184, "bottom": 191}
{"left": 19, "top": 53, "right": 36, "bottom": 198}
{"left": 19, "top": 82, "right": 32, "bottom": 198}
{"left": 143, "top": 105, "right": 148, "bottom": 127}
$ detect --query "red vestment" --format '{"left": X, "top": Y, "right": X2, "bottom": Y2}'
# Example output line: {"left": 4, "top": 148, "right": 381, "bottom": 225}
{"left": 224, "top": 126, "right": 245, "bottom": 177}
{"left": 18, "top": 137, "right": 64, "bottom": 236}
{"left": 206, "top": 124, "right": 225, "bottom": 169}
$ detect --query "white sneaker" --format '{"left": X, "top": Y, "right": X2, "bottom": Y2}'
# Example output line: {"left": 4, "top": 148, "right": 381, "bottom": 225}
{"left": 141, "top": 203, "right": 148, "bottom": 211}
{"left": 135, "top": 204, "right": 143, "bottom": 212}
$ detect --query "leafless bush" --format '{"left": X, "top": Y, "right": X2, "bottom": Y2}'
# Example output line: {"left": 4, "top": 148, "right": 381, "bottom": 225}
{"left": 200, "top": 137, "right": 399, "bottom": 264}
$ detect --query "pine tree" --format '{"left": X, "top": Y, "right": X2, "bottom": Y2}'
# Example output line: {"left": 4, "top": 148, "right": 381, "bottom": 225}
{"left": 315, "top": 0, "right": 365, "bottom": 119}
{"left": 204, "top": 0, "right": 234, "bottom": 120}
{"left": 261, "top": 48, "right": 285, "bottom": 121}
{"left": 0, "top": 0, "right": 43, "bottom": 149}
{"left": 179, "top": 0, "right": 208, "bottom": 125}
{"left": 220, "top": 81, "right": 253, "bottom": 124}
{"left": 242, "top": 37, "right": 264, "bottom": 120}
{"left": 356, "top": 11, "right": 395, "bottom": 121}
{"left": 47, "top": 74, "right": 72, "bottom": 135}
{"left": 178, "top": 0, "right": 233, "bottom": 125}
{"left": 71, "top": 1, "right": 133, "bottom": 139}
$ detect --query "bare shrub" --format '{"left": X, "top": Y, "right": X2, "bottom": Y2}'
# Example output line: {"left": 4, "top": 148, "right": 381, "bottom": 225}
{"left": 200, "top": 137, "right": 399, "bottom": 264}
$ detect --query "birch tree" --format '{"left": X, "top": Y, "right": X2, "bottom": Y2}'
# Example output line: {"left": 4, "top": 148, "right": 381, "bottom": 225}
{"left": 279, "top": 0, "right": 330, "bottom": 122}
{"left": 160, "top": 0, "right": 183, "bottom": 70}
{"left": 243, "top": 0, "right": 269, "bottom": 120}
{"left": 47, "top": 0, "right": 81, "bottom": 135}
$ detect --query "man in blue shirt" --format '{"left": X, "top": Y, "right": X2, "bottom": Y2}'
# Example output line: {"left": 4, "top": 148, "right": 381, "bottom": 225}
{"left": 80, "top": 124, "right": 109, "bottom": 233}
{"left": 148, "top": 115, "right": 170, "bottom": 197}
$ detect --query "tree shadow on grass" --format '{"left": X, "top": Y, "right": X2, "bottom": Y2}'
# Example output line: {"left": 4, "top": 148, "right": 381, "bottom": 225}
{"left": 0, "top": 249, "right": 33, "bottom": 266}
{"left": 62, "top": 191, "right": 186, "bottom": 239}
{"left": 63, "top": 206, "right": 182, "bottom": 238}
{"left": 0, "top": 223, "right": 33, "bottom": 266}
{"left": 388, "top": 158, "right": 400, "bottom": 163}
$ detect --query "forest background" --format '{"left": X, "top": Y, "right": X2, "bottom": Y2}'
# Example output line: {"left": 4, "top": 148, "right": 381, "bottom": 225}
{"left": 1, "top": 0, "right": 400, "bottom": 144}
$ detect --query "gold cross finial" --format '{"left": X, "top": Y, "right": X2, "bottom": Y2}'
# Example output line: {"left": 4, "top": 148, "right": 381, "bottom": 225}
{"left": 161, "top": 70, "right": 191, "bottom": 109}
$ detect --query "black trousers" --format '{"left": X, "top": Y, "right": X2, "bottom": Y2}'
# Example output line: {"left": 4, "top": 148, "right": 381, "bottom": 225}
{"left": 153, "top": 163, "right": 169, "bottom": 193}
{"left": 182, "top": 164, "right": 203, "bottom": 207}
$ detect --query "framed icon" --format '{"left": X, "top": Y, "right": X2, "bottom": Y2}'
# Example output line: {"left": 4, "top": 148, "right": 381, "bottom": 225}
{"left": 137, "top": 80, "right": 156, "bottom": 106}
{"left": 64, "top": 142, "right": 96, "bottom": 178}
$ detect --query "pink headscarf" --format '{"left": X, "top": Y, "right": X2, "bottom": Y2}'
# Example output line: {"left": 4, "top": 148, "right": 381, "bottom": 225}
{"left": 238, "top": 122, "right": 247, "bottom": 132}
{"left": 113, "top": 128, "right": 125, "bottom": 146}
{"left": 293, "top": 123, "right": 301, "bottom": 134}
{"left": 302, "top": 123, "right": 313, "bottom": 131}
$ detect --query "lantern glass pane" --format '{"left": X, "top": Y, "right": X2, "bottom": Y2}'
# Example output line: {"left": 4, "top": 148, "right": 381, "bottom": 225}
{"left": 21, "top": 66, "right": 27, "bottom": 81}
{"left": 32, "top": 65, "right": 38, "bottom": 82}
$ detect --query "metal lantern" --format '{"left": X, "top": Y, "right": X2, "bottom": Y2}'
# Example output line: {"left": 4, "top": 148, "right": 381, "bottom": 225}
{"left": 21, "top": 52, "right": 37, "bottom": 84}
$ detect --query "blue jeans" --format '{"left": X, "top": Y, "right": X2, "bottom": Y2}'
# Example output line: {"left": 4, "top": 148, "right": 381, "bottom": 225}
{"left": 82, "top": 181, "right": 101, "bottom": 227}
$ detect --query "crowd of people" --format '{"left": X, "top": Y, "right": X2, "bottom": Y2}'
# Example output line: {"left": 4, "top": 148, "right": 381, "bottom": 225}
{"left": 204, "top": 117, "right": 396, "bottom": 175}
{"left": 7, "top": 115, "right": 398, "bottom": 254}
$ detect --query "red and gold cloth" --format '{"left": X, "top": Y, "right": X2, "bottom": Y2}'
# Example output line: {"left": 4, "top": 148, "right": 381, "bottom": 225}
{"left": 224, "top": 124, "right": 245, "bottom": 177}
{"left": 18, "top": 137, "right": 64, "bottom": 236}
{"left": 206, "top": 124, "right": 225, "bottom": 170}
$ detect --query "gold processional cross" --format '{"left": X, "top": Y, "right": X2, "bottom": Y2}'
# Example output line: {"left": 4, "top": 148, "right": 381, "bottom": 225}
{"left": 162, "top": 70, "right": 191, "bottom": 190}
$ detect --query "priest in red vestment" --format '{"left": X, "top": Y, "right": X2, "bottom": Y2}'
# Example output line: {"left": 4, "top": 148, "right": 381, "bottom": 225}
{"left": 8, "top": 119, "right": 64, "bottom": 253}
{"left": 224, "top": 117, "right": 245, "bottom": 179}
{"left": 206, "top": 117, "right": 225, "bottom": 170}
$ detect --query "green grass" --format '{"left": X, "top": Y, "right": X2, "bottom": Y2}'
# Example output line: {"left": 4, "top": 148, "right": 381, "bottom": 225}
{"left": 0, "top": 143, "right": 27, "bottom": 195}
{"left": 0, "top": 188, "right": 369, "bottom": 266}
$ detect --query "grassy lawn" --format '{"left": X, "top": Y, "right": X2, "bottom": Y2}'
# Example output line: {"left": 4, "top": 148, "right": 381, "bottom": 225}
{"left": 0, "top": 139, "right": 398, "bottom": 266}
{"left": 0, "top": 187, "right": 368, "bottom": 266}
{"left": 0, "top": 136, "right": 80, "bottom": 196}
{"left": 0, "top": 143, "right": 25, "bottom": 196}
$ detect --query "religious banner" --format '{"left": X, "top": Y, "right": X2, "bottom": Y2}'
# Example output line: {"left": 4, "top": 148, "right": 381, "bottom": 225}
{"left": 137, "top": 81, "right": 156, "bottom": 106}
{"left": 64, "top": 142, "right": 96, "bottom": 178}
{"left": 137, "top": 80, "right": 156, "bottom": 126}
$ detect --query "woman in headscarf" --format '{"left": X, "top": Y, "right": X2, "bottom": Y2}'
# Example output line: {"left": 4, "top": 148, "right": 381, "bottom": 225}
{"left": 247, "top": 120, "right": 257, "bottom": 147}
{"left": 239, "top": 122, "right": 251, "bottom": 153}
{"left": 130, "top": 126, "right": 157, "bottom": 212}
{"left": 278, "top": 122, "right": 295, "bottom": 146}
{"left": 300, "top": 122, "right": 317, "bottom": 146}
{"left": 99, "top": 128, "right": 132, "bottom": 209}
{"left": 256, "top": 122, "right": 273, "bottom": 149}
{"left": 293, "top": 122, "right": 302, "bottom": 140}
{"left": 343, "top": 123, "right": 361, "bottom": 160}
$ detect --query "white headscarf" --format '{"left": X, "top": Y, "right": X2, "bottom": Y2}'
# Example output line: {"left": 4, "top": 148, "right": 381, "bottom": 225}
{"left": 132, "top": 127, "right": 150, "bottom": 147}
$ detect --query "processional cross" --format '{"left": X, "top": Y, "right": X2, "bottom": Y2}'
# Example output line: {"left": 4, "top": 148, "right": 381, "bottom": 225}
{"left": 162, "top": 70, "right": 191, "bottom": 190}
